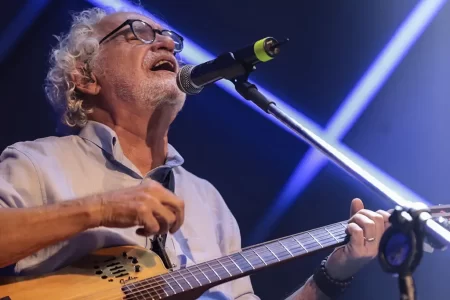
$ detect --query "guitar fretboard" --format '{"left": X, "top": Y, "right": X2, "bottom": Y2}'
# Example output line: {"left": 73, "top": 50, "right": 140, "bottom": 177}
{"left": 122, "top": 221, "right": 348, "bottom": 299}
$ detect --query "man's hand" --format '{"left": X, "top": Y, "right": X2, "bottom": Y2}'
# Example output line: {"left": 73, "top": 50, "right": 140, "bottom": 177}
{"left": 91, "top": 179, "right": 185, "bottom": 236}
{"left": 325, "top": 198, "right": 390, "bottom": 280}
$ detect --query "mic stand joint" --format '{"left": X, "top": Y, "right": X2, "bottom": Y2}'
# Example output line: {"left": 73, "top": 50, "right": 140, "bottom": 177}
{"left": 231, "top": 65, "right": 275, "bottom": 112}
{"left": 378, "top": 205, "right": 428, "bottom": 300}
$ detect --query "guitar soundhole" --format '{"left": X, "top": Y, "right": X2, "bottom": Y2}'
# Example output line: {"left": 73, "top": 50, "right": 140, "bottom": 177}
{"left": 108, "top": 279, "right": 114, "bottom": 282}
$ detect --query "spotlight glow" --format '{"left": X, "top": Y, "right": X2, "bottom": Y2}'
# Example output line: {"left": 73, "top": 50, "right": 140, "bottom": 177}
{"left": 250, "top": 0, "right": 445, "bottom": 243}
{"left": 86, "top": 0, "right": 439, "bottom": 244}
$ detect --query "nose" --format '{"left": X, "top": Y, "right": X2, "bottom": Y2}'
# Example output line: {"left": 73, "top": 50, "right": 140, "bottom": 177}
{"left": 151, "top": 33, "right": 176, "bottom": 53}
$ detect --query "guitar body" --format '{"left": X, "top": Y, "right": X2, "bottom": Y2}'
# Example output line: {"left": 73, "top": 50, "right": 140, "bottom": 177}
{"left": 0, "top": 246, "right": 204, "bottom": 300}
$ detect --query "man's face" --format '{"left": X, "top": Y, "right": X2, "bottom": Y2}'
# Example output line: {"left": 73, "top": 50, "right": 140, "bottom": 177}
{"left": 93, "top": 12, "right": 186, "bottom": 113}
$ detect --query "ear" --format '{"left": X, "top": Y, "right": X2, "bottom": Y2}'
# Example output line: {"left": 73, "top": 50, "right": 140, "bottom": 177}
{"left": 70, "top": 62, "right": 101, "bottom": 96}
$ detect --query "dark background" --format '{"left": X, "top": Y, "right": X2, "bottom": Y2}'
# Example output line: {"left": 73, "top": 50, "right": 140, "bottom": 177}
{"left": 1, "top": 0, "right": 450, "bottom": 299}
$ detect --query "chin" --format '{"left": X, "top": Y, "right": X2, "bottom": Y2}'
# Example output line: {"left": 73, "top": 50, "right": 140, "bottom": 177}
{"left": 155, "top": 86, "right": 186, "bottom": 110}
{"left": 142, "top": 76, "right": 186, "bottom": 109}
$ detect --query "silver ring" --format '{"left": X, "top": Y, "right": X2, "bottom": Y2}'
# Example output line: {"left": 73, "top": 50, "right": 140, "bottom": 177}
{"left": 365, "top": 237, "right": 376, "bottom": 242}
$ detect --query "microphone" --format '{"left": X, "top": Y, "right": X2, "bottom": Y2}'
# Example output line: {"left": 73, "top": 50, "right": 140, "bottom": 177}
{"left": 177, "top": 37, "right": 288, "bottom": 95}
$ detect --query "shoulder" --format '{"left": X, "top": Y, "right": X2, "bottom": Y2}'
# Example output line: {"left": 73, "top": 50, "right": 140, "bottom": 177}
{"left": 3, "top": 135, "right": 80, "bottom": 159}
{"left": 0, "top": 135, "right": 89, "bottom": 170}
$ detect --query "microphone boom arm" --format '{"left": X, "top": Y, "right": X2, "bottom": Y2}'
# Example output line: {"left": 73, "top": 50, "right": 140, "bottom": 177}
{"left": 229, "top": 51, "right": 450, "bottom": 247}
{"left": 229, "top": 45, "right": 450, "bottom": 300}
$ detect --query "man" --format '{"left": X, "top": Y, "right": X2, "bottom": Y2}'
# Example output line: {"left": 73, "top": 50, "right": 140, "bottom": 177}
{"left": 0, "top": 7, "right": 390, "bottom": 299}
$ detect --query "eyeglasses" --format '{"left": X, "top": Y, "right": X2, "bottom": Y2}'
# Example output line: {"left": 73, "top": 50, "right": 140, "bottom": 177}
{"left": 99, "top": 19, "right": 184, "bottom": 53}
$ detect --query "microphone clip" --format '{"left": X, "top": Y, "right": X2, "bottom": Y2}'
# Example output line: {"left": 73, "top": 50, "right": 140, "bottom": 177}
{"left": 230, "top": 37, "right": 289, "bottom": 112}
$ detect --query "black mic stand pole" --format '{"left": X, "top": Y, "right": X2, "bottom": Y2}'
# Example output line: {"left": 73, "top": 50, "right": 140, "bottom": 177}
{"left": 230, "top": 42, "right": 450, "bottom": 300}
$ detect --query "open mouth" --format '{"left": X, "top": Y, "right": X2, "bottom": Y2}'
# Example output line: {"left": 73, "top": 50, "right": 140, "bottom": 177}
{"left": 151, "top": 59, "right": 176, "bottom": 72}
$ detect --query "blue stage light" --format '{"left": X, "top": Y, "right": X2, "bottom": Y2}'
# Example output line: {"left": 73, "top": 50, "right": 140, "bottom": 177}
{"left": 87, "top": 0, "right": 441, "bottom": 244}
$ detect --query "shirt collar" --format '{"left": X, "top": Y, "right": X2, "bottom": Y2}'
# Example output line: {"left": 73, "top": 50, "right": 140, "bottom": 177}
{"left": 78, "top": 121, "right": 184, "bottom": 169}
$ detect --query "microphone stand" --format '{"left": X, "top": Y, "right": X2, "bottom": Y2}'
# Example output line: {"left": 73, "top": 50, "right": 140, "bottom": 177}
{"left": 229, "top": 49, "right": 450, "bottom": 299}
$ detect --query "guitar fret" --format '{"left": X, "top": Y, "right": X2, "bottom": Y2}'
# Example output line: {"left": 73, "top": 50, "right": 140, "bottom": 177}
{"left": 139, "top": 280, "right": 160, "bottom": 299}
{"left": 251, "top": 248, "right": 267, "bottom": 266}
{"left": 239, "top": 252, "right": 256, "bottom": 269}
{"left": 147, "top": 282, "right": 161, "bottom": 300}
{"left": 281, "top": 238, "right": 303, "bottom": 256}
{"left": 138, "top": 287, "right": 148, "bottom": 300}
{"left": 200, "top": 263, "right": 220, "bottom": 281}
{"left": 279, "top": 240, "right": 294, "bottom": 257}
{"left": 158, "top": 281, "right": 170, "bottom": 297}
{"left": 128, "top": 282, "right": 143, "bottom": 300}
{"left": 218, "top": 257, "right": 239, "bottom": 275}
{"left": 229, "top": 253, "right": 253, "bottom": 272}
{"left": 308, "top": 227, "right": 343, "bottom": 248}
{"left": 122, "top": 284, "right": 133, "bottom": 298}
{"left": 292, "top": 236, "right": 308, "bottom": 253}
{"left": 194, "top": 264, "right": 211, "bottom": 284}
{"left": 122, "top": 221, "right": 349, "bottom": 299}
{"left": 268, "top": 241, "right": 290, "bottom": 260}
{"left": 227, "top": 256, "right": 243, "bottom": 273}
{"left": 159, "top": 275, "right": 176, "bottom": 295}
{"left": 217, "top": 259, "right": 232, "bottom": 276}
{"left": 185, "top": 267, "right": 202, "bottom": 286}
{"left": 167, "top": 272, "right": 185, "bottom": 292}
{"left": 264, "top": 245, "right": 280, "bottom": 261}
{"left": 178, "top": 270, "right": 193, "bottom": 289}
{"left": 307, "top": 231, "right": 323, "bottom": 248}
{"left": 149, "top": 277, "right": 169, "bottom": 297}
{"left": 136, "top": 281, "right": 155, "bottom": 300}
{"left": 328, "top": 225, "right": 344, "bottom": 234}
{"left": 323, "top": 227, "right": 338, "bottom": 243}
{"left": 216, "top": 263, "right": 232, "bottom": 278}
{"left": 256, "top": 247, "right": 278, "bottom": 264}
{"left": 206, "top": 262, "right": 222, "bottom": 280}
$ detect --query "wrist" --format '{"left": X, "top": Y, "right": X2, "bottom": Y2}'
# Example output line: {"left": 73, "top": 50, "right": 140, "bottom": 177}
{"left": 73, "top": 195, "right": 103, "bottom": 229}
{"left": 325, "top": 248, "right": 359, "bottom": 280}
{"left": 313, "top": 255, "right": 354, "bottom": 299}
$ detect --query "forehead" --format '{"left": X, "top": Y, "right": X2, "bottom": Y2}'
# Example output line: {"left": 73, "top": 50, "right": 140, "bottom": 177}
{"left": 99, "top": 12, "right": 162, "bottom": 32}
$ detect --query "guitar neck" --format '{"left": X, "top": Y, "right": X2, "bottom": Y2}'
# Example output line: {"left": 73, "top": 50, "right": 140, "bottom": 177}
{"left": 124, "top": 221, "right": 348, "bottom": 298}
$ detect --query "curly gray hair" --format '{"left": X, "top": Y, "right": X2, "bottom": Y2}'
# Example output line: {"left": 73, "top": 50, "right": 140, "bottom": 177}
{"left": 45, "top": 7, "right": 108, "bottom": 128}
{"left": 45, "top": 6, "right": 181, "bottom": 128}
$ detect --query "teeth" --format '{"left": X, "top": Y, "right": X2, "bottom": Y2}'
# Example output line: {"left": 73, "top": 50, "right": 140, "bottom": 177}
{"left": 153, "top": 60, "right": 174, "bottom": 68}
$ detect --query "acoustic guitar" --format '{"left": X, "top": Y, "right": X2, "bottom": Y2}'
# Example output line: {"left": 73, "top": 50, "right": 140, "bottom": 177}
{"left": 1, "top": 205, "right": 449, "bottom": 300}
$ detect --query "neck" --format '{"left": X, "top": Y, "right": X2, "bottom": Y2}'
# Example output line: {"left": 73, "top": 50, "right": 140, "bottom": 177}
{"left": 125, "top": 221, "right": 349, "bottom": 298}
{"left": 90, "top": 105, "right": 176, "bottom": 175}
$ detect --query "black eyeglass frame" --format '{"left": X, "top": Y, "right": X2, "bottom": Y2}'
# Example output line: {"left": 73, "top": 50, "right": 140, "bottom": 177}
{"left": 98, "top": 19, "right": 184, "bottom": 53}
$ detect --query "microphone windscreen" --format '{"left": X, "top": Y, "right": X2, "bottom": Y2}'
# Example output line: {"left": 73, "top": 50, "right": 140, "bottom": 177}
{"left": 176, "top": 65, "right": 203, "bottom": 95}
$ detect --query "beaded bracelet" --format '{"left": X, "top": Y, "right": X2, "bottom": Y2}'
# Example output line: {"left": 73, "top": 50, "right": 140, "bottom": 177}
{"left": 312, "top": 256, "right": 354, "bottom": 298}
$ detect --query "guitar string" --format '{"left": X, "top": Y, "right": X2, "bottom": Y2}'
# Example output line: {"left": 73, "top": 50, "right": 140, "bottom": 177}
{"left": 65, "top": 224, "right": 347, "bottom": 300}
{"left": 113, "top": 232, "right": 349, "bottom": 300}
{"left": 65, "top": 225, "right": 347, "bottom": 300}
{"left": 69, "top": 231, "right": 347, "bottom": 300}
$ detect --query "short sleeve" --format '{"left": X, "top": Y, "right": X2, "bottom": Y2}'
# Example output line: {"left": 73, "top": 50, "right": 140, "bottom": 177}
{"left": 0, "top": 146, "right": 44, "bottom": 208}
